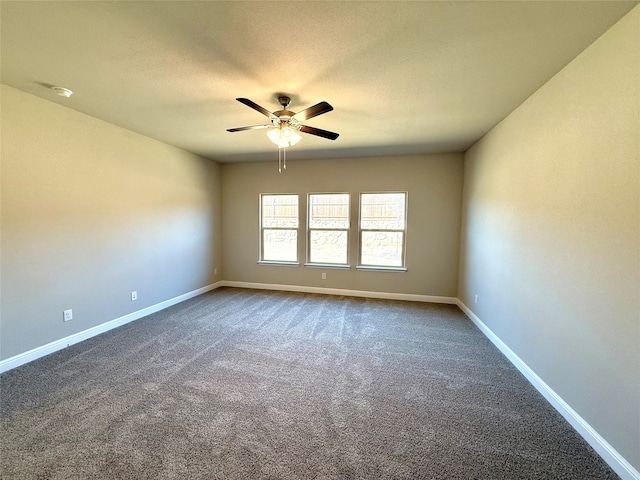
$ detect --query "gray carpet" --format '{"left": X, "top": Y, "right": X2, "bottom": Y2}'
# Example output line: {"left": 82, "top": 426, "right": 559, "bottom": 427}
{"left": 1, "top": 287, "right": 619, "bottom": 479}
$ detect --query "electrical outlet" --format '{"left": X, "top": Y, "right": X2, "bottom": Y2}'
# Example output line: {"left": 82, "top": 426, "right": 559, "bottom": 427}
{"left": 63, "top": 309, "right": 73, "bottom": 322}
{"left": 322, "top": 272, "right": 327, "bottom": 280}
{"left": 474, "top": 294, "right": 478, "bottom": 304}
{"left": 131, "top": 291, "right": 138, "bottom": 301}
{"left": 214, "top": 268, "right": 218, "bottom": 275}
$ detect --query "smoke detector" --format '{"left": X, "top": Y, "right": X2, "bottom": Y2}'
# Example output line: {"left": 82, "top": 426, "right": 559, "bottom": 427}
{"left": 50, "top": 86, "right": 73, "bottom": 98}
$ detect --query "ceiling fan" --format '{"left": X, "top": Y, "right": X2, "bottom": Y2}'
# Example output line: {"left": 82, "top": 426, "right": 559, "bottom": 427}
{"left": 227, "top": 96, "right": 339, "bottom": 141}
{"left": 227, "top": 96, "right": 339, "bottom": 171}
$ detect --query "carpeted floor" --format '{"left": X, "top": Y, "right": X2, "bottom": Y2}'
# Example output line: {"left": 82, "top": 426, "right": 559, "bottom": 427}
{"left": 1, "top": 287, "right": 619, "bottom": 479}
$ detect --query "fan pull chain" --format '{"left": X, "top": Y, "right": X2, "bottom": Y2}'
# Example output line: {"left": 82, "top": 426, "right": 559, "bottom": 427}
{"left": 277, "top": 147, "right": 287, "bottom": 173}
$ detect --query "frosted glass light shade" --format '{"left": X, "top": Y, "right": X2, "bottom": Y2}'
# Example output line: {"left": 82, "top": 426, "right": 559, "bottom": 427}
{"left": 267, "top": 126, "right": 302, "bottom": 148}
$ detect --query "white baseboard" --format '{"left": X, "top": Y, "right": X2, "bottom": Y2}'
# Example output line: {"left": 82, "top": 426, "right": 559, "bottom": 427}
{"left": 219, "top": 280, "right": 458, "bottom": 305}
{"left": 456, "top": 300, "right": 640, "bottom": 480}
{"left": 0, "top": 281, "right": 223, "bottom": 374}
{"left": 1, "top": 281, "right": 451, "bottom": 373}
{"left": 2, "top": 282, "right": 636, "bottom": 479}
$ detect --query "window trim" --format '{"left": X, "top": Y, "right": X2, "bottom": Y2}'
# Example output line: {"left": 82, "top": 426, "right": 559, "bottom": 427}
{"left": 306, "top": 192, "right": 350, "bottom": 267}
{"left": 258, "top": 260, "right": 300, "bottom": 267}
{"left": 304, "top": 263, "right": 351, "bottom": 269}
{"left": 259, "top": 193, "right": 300, "bottom": 265}
{"left": 358, "top": 191, "right": 408, "bottom": 270}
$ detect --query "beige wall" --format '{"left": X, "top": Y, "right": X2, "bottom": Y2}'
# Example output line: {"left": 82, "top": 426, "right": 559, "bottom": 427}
{"left": 459, "top": 6, "right": 639, "bottom": 470}
{"left": 221, "top": 154, "right": 463, "bottom": 297}
{"left": 1, "top": 85, "right": 222, "bottom": 360}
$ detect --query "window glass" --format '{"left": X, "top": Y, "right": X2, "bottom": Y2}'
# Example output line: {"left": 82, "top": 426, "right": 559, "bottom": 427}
{"left": 359, "top": 193, "right": 407, "bottom": 268}
{"left": 308, "top": 193, "right": 349, "bottom": 265}
{"left": 360, "top": 193, "right": 406, "bottom": 230}
{"left": 262, "top": 195, "right": 299, "bottom": 228}
{"left": 261, "top": 194, "right": 298, "bottom": 262}
{"left": 309, "top": 230, "right": 348, "bottom": 264}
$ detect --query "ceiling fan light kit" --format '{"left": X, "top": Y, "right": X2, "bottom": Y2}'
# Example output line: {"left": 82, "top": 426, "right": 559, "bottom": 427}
{"left": 227, "top": 95, "right": 339, "bottom": 173}
{"left": 267, "top": 126, "right": 302, "bottom": 148}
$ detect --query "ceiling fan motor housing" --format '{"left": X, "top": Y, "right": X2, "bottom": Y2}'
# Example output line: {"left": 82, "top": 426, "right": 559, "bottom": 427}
{"left": 273, "top": 96, "right": 295, "bottom": 121}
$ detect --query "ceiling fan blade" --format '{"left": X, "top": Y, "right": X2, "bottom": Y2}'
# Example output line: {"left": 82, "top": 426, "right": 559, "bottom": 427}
{"left": 299, "top": 125, "right": 339, "bottom": 140}
{"left": 227, "top": 124, "right": 272, "bottom": 132}
{"left": 236, "top": 98, "right": 276, "bottom": 119}
{"left": 292, "top": 101, "right": 334, "bottom": 121}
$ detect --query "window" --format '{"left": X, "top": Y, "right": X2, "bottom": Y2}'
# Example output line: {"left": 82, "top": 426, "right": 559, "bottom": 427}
{"left": 307, "top": 193, "right": 350, "bottom": 265}
{"left": 359, "top": 192, "right": 407, "bottom": 268}
{"left": 260, "top": 194, "right": 299, "bottom": 263}
{"left": 259, "top": 192, "right": 407, "bottom": 270}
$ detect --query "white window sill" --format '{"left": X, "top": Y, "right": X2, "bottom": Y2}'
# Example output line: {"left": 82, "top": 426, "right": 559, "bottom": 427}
{"left": 356, "top": 265, "right": 407, "bottom": 272}
{"left": 257, "top": 261, "right": 300, "bottom": 267}
{"left": 304, "top": 263, "right": 351, "bottom": 269}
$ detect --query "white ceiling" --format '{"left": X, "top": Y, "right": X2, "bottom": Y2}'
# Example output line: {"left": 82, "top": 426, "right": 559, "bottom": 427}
{"left": 1, "top": 1, "right": 637, "bottom": 163}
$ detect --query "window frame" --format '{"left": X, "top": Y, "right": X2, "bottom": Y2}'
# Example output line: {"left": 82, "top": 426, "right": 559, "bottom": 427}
{"left": 305, "top": 192, "right": 351, "bottom": 268}
{"left": 258, "top": 193, "right": 300, "bottom": 266}
{"left": 357, "top": 191, "right": 408, "bottom": 271}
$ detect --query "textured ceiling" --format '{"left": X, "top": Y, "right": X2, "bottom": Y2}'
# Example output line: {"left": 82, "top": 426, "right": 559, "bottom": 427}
{"left": 1, "top": 1, "right": 637, "bottom": 162}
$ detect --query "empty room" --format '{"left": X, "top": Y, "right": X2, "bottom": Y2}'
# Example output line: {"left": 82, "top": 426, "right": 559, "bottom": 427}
{"left": 1, "top": 1, "right": 638, "bottom": 479}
